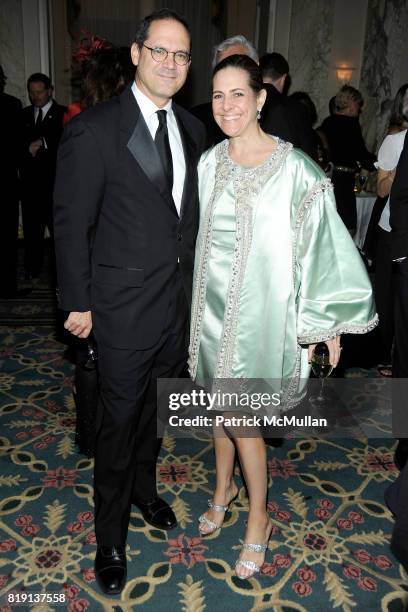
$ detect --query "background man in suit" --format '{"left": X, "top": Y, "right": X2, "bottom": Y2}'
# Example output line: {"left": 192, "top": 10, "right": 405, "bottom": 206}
{"left": 20, "top": 73, "right": 66, "bottom": 281}
{"left": 259, "top": 52, "right": 316, "bottom": 159}
{"left": 54, "top": 9, "right": 205, "bottom": 595}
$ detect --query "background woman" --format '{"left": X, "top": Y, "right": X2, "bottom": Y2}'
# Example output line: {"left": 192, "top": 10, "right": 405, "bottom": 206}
{"left": 189, "top": 55, "right": 377, "bottom": 580}
{"left": 372, "top": 84, "right": 408, "bottom": 377}
{"left": 320, "top": 85, "right": 376, "bottom": 234}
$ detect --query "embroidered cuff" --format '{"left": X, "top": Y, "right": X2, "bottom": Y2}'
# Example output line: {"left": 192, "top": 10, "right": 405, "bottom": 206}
{"left": 297, "top": 314, "right": 378, "bottom": 344}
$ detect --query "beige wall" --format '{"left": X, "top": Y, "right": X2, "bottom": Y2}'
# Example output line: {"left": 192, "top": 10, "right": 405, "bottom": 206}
{"left": 0, "top": 0, "right": 56, "bottom": 106}
{"left": 227, "top": 0, "right": 258, "bottom": 40}
{"left": 0, "top": 0, "right": 26, "bottom": 103}
{"left": 327, "top": 0, "right": 368, "bottom": 97}
{"left": 51, "top": 0, "right": 72, "bottom": 105}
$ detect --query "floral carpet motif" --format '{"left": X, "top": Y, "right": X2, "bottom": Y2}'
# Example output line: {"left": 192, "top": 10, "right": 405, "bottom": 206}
{"left": 0, "top": 326, "right": 407, "bottom": 611}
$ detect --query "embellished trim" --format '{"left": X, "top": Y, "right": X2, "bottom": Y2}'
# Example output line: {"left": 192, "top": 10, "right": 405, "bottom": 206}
{"left": 189, "top": 138, "right": 291, "bottom": 379}
{"left": 188, "top": 143, "right": 231, "bottom": 378}
{"left": 292, "top": 178, "right": 333, "bottom": 283}
{"left": 279, "top": 344, "right": 303, "bottom": 409}
{"left": 214, "top": 177, "right": 253, "bottom": 378}
{"left": 297, "top": 313, "right": 379, "bottom": 344}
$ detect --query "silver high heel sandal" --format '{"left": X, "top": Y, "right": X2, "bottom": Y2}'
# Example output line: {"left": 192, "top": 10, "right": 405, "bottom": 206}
{"left": 235, "top": 542, "right": 268, "bottom": 579}
{"left": 198, "top": 498, "right": 234, "bottom": 536}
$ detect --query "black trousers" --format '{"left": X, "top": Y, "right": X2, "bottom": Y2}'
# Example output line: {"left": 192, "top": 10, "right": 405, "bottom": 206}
{"left": 332, "top": 172, "right": 356, "bottom": 230}
{"left": 21, "top": 184, "right": 54, "bottom": 278}
{"left": 93, "top": 270, "right": 189, "bottom": 545}
{"left": 74, "top": 340, "right": 98, "bottom": 457}
{"left": 393, "top": 258, "right": 408, "bottom": 378}
{"left": 374, "top": 227, "right": 394, "bottom": 364}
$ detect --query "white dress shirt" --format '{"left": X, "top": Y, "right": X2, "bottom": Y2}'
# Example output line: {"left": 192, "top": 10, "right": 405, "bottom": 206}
{"left": 34, "top": 99, "right": 53, "bottom": 122}
{"left": 131, "top": 82, "right": 185, "bottom": 215}
{"left": 33, "top": 100, "right": 53, "bottom": 150}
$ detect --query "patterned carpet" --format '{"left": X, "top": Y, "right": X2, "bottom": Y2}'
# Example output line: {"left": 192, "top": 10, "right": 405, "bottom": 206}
{"left": 0, "top": 244, "right": 57, "bottom": 326}
{"left": 0, "top": 287, "right": 57, "bottom": 326}
{"left": 0, "top": 326, "right": 407, "bottom": 611}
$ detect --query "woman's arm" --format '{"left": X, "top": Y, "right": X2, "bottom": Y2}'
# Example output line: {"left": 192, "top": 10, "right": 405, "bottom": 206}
{"left": 377, "top": 166, "right": 396, "bottom": 198}
{"left": 295, "top": 180, "right": 377, "bottom": 348}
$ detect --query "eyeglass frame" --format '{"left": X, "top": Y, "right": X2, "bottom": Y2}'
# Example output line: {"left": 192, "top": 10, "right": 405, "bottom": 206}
{"left": 142, "top": 44, "right": 191, "bottom": 66}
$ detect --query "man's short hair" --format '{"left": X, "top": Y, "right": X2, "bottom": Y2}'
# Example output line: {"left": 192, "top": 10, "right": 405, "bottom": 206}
{"left": 212, "top": 35, "right": 258, "bottom": 68}
{"left": 133, "top": 8, "right": 191, "bottom": 49}
{"left": 259, "top": 52, "right": 289, "bottom": 82}
{"left": 27, "top": 73, "right": 52, "bottom": 90}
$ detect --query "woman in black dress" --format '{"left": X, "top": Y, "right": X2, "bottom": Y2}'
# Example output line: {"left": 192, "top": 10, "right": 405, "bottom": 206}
{"left": 320, "top": 85, "right": 376, "bottom": 234}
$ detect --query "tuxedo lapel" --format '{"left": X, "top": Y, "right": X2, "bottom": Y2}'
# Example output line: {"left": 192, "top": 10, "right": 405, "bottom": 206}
{"left": 120, "top": 87, "right": 178, "bottom": 217}
{"left": 174, "top": 107, "right": 196, "bottom": 220}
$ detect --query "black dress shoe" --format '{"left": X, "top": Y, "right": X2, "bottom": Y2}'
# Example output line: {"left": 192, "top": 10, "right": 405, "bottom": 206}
{"left": 133, "top": 497, "right": 177, "bottom": 530}
{"left": 95, "top": 545, "right": 127, "bottom": 595}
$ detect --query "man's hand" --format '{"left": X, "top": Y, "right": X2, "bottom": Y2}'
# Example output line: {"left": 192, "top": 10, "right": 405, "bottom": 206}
{"left": 64, "top": 311, "right": 92, "bottom": 339}
{"left": 308, "top": 336, "right": 341, "bottom": 367}
{"left": 29, "top": 139, "right": 43, "bottom": 157}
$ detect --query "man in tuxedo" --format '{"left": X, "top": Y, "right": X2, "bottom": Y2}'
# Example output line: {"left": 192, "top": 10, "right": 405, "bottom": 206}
{"left": 54, "top": 9, "right": 205, "bottom": 595}
{"left": 259, "top": 52, "right": 316, "bottom": 159}
{"left": 19, "top": 73, "right": 66, "bottom": 280}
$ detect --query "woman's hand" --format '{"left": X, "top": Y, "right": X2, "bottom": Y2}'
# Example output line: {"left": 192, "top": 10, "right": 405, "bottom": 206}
{"left": 308, "top": 336, "right": 341, "bottom": 367}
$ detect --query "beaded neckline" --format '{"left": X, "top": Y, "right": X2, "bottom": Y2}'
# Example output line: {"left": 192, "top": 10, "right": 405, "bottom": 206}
{"left": 222, "top": 135, "right": 287, "bottom": 172}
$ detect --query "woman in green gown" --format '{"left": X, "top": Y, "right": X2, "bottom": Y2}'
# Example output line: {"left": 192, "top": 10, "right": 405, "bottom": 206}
{"left": 188, "top": 55, "right": 377, "bottom": 579}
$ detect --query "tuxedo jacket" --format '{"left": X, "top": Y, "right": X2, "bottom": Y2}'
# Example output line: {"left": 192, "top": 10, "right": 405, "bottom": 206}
{"left": 54, "top": 85, "right": 206, "bottom": 350}
{"left": 390, "top": 131, "right": 408, "bottom": 260}
{"left": 19, "top": 100, "right": 66, "bottom": 189}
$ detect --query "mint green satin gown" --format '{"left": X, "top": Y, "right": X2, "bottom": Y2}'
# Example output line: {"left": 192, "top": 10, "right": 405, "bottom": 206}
{"left": 188, "top": 139, "right": 377, "bottom": 407}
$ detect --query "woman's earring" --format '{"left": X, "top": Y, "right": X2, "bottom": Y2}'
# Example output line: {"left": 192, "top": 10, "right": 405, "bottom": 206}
{"left": 256, "top": 108, "right": 261, "bottom": 120}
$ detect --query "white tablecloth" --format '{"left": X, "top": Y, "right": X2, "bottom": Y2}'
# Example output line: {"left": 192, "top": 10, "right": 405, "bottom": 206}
{"left": 354, "top": 193, "right": 376, "bottom": 250}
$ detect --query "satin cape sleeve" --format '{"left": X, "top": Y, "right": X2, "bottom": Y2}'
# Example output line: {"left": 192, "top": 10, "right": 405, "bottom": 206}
{"left": 295, "top": 180, "right": 378, "bottom": 344}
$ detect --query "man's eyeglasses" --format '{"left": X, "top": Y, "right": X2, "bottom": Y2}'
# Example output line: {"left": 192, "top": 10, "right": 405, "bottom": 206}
{"left": 143, "top": 44, "right": 191, "bottom": 66}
